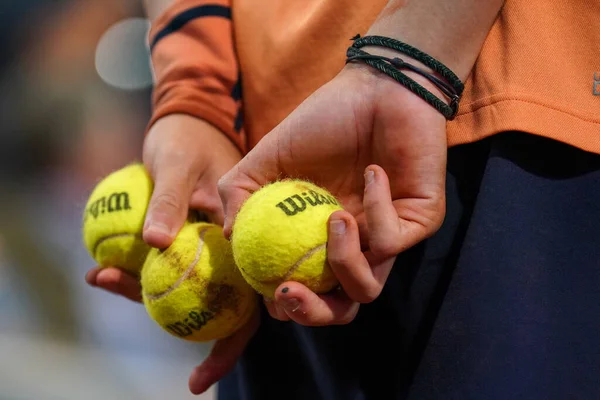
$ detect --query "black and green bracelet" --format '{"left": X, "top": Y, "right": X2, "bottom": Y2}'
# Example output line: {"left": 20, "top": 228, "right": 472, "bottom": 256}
{"left": 346, "top": 34, "right": 464, "bottom": 120}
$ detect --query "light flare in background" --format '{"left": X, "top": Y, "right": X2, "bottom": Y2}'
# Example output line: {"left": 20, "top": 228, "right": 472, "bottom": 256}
{"left": 95, "top": 17, "right": 153, "bottom": 90}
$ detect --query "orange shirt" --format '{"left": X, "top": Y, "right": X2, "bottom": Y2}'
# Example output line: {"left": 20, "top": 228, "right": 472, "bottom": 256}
{"left": 149, "top": 0, "right": 600, "bottom": 155}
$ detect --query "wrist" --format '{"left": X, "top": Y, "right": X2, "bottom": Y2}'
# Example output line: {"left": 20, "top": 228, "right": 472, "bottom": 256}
{"left": 341, "top": 63, "right": 447, "bottom": 126}
{"left": 146, "top": 114, "right": 243, "bottom": 160}
{"left": 344, "top": 44, "right": 459, "bottom": 120}
{"left": 364, "top": 29, "right": 465, "bottom": 81}
{"left": 349, "top": 46, "right": 450, "bottom": 102}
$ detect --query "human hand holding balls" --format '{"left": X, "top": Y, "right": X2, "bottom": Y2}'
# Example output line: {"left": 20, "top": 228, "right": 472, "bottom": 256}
{"left": 85, "top": 115, "right": 243, "bottom": 302}
{"left": 218, "top": 65, "right": 447, "bottom": 326}
{"left": 83, "top": 64, "right": 447, "bottom": 393}
{"left": 232, "top": 180, "right": 343, "bottom": 298}
{"left": 82, "top": 115, "right": 357, "bottom": 394}
{"left": 82, "top": 164, "right": 344, "bottom": 342}
{"left": 82, "top": 164, "right": 257, "bottom": 342}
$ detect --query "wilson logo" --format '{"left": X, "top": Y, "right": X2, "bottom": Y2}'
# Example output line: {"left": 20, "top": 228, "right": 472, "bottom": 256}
{"left": 166, "top": 310, "right": 215, "bottom": 337}
{"left": 85, "top": 191, "right": 131, "bottom": 221}
{"left": 275, "top": 190, "right": 339, "bottom": 216}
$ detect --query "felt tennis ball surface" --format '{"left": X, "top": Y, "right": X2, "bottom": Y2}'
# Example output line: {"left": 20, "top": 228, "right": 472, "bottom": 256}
{"left": 141, "top": 222, "right": 257, "bottom": 342}
{"left": 231, "top": 180, "right": 342, "bottom": 298}
{"left": 82, "top": 163, "right": 153, "bottom": 275}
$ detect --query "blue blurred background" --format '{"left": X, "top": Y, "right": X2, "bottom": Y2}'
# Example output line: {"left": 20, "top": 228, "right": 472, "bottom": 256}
{"left": 0, "top": 1, "right": 215, "bottom": 398}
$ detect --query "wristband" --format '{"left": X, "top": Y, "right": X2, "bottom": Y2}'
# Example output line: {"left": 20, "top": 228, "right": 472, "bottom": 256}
{"left": 346, "top": 34, "right": 463, "bottom": 120}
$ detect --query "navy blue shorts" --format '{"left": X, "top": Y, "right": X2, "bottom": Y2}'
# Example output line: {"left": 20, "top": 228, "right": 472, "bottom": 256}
{"left": 219, "top": 132, "right": 600, "bottom": 400}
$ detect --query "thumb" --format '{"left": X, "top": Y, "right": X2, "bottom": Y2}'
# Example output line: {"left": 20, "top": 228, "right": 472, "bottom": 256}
{"left": 143, "top": 163, "right": 194, "bottom": 249}
{"left": 217, "top": 140, "right": 281, "bottom": 238}
{"left": 217, "top": 173, "right": 259, "bottom": 239}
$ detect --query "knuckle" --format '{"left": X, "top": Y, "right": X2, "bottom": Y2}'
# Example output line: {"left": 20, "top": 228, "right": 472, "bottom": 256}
{"left": 433, "top": 212, "right": 446, "bottom": 232}
{"left": 151, "top": 191, "right": 182, "bottom": 213}
{"left": 216, "top": 174, "right": 232, "bottom": 195}
{"left": 327, "top": 251, "right": 353, "bottom": 268}
{"left": 355, "top": 285, "right": 382, "bottom": 304}
{"left": 336, "top": 309, "right": 359, "bottom": 325}
{"left": 370, "top": 240, "right": 399, "bottom": 258}
{"left": 425, "top": 198, "right": 446, "bottom": 237}
{"left": 363, "top": 196, "right": 381, "bottom": 214}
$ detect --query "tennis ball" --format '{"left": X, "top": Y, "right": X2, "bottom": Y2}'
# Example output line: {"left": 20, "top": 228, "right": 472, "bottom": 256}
{"left": 231, "top": 180, "right": 342, "bottom": 298}
{"left": 141, "top": 222, "right": 257, "bottom": 342}
{"left": 82, "top": 163, "right": 152, "bottom": 275}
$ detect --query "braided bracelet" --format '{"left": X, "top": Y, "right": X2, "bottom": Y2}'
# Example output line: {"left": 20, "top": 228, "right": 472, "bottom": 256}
{"left": 346, "top": 34, "right": 463, "bottom": 120}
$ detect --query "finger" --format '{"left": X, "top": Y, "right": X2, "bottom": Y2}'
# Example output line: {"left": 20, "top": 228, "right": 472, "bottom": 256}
{"left": 327, "top": 211, "right": 384, "bottom": 303}
{"left": 143, "top": 161, "right": 195, "bottom": 249}
{"left": 90, "top": 267, "right": 142, "bottom": 302}
{"left": 368, "top": 164, "right": 445, "bottom": 253}
{"left": 189, "top": 309, "right": 260, "bottom": 395}
{"left": 363, "top": 165, "right": 404, "bottom": 257}
{"left": 189, "top": 184, "right": 225, "bottom": 226}
{"left": 217, "top": 137, "right": 281, "bottom": 238}
{"left": 264, "top": 297, "right": 290, "bottom": 321}
{"left": 85, "top": 267, "right": 100, "bottom": 287}
{"left": 263, "top": 298, "right": 278, "bottom": 319}
{"left": 274, "top": 282, "right": 359, "bottom": 326}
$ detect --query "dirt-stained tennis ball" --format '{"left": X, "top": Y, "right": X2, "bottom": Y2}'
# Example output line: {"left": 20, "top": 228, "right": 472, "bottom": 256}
{"left": 82, "top": 163, "right": 152, "bottom": 275}
{"left": 231, "top": 180, "right": 343, "bottom": 298}
{"left": 141, "top": 222, "right": 257, "bottom": 342}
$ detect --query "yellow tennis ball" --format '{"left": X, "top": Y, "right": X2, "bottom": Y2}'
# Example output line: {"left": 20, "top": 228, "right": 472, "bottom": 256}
{"left": 141, "top": 222, "right": 257, "bottom": 342}
{"left": 231, "top": 180, "right": 343, "bottom": 298}
{"left": 82, "top": 163, "right": 152, "bottom": 275}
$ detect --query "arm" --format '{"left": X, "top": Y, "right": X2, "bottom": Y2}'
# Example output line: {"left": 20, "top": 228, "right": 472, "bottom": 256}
{"left": 146, "top": 0, "right": 244, "bottom": 154}
{"left": 368, "top": 0, "right": 505, "bottom": 80}
{"left": 88, "top": 0, "right": 252, "bottom": 394}
{"left": 89, "top": 0, "right": 243, "bottom": 293}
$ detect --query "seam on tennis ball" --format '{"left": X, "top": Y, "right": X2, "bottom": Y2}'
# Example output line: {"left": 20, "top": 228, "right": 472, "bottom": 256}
{"left": 93, "top": 233, "right": 142, "bottom": 257}
{"left": 282, "top": 243, "right": 327, "bottom": 281}
{"left": 237, "top": 242, "right": 327, "bottom": 285}
{"left": 144, "top": 226, "right": 211, "bottom": 301}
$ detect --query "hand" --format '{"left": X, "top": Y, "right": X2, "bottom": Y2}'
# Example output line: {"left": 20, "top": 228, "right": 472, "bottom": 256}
{"left": 219, "top": 64, "right": 448, "bottom": 326}
{"left": 86, "top": 114, "right": 255, "bottom": 394}
{"left": 86, "top": 114, "right": 242, "bottom": 297}
{"left": 143, "top": 114, "right": 242, "bottom": 245}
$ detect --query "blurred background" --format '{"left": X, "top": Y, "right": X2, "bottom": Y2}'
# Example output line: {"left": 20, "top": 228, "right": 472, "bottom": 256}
{"left": 0, "top": 0, "right": 215, "bottom": 398}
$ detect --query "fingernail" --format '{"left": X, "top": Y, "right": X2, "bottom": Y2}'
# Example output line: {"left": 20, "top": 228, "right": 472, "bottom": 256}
{"left": 282, "top": 297, "right": 301, "bottom": 313}
{"left": 330, "top": 219, "right": 346, "bottom": 235}
{"left": 145, "top": 219, "right": 171, "bottom": 237}
{"left": 364, "top": 169, "right": 375, "bottom": 186}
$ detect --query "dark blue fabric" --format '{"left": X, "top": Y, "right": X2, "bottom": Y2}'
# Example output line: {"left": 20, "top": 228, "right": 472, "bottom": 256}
{"left": 219, "top": 132, "right": 600, "bottom": 400}
{"left": 233, "top": 108, "right": 244, "bottom": 133}
{"left": 149, "top": 5, "right": 231, "bottom": 51}
{"left": 231, "top": 78, "right": 243, "bottom": 102}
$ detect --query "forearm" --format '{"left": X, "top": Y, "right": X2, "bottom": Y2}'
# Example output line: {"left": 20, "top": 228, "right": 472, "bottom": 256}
{"left": 368, "top": 0, "right": 505, "bottom": 80}
{"left": 144, "top": 0, "right": 244, "bottom": 152}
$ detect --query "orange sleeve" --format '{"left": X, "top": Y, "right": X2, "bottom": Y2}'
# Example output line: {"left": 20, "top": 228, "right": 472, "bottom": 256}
{"left": 147, "top": 0, "right": 245, "bottom": 153}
